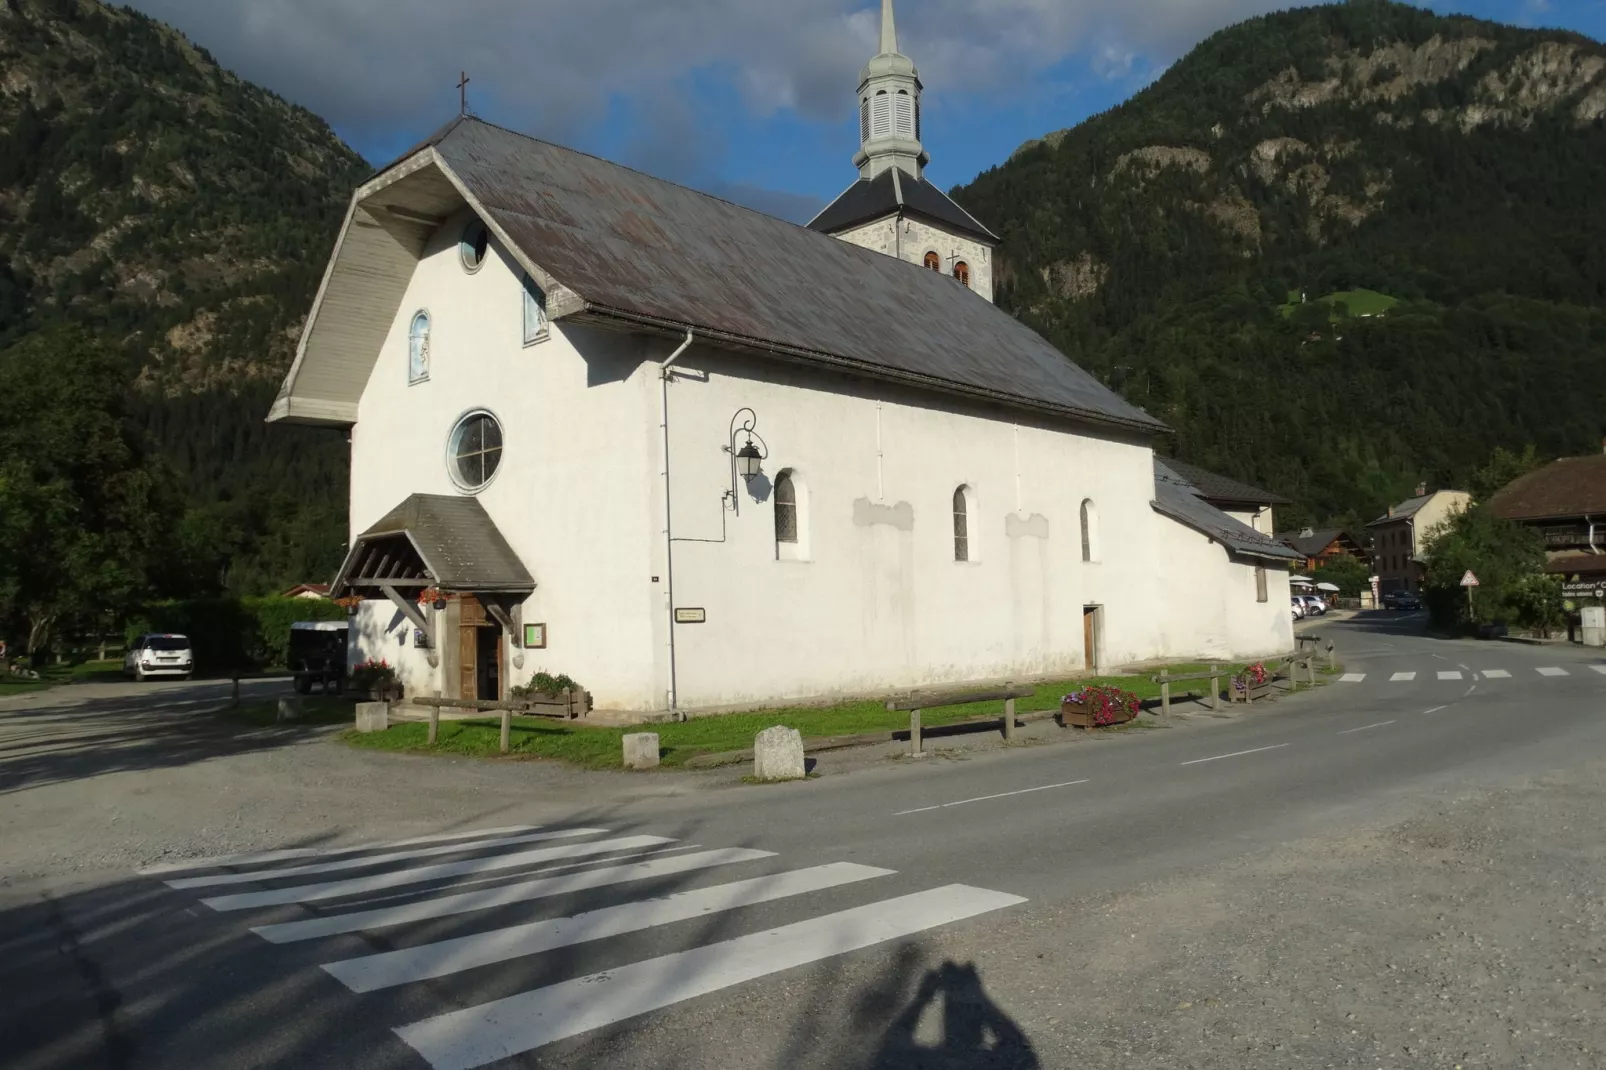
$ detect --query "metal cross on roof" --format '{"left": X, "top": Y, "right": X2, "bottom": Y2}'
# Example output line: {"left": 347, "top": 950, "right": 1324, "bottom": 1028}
{"left": 457, "top": 71, "right": 471, "bottom": 117}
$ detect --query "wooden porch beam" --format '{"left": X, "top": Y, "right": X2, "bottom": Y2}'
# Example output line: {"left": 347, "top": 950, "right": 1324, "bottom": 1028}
{"left": 381, "top": 584, "right": 439, "bottom": 668}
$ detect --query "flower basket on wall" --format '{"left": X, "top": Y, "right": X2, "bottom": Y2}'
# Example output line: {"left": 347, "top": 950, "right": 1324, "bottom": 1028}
{"left": 1058, "top": 685, "right": 1140, "bottom": 729}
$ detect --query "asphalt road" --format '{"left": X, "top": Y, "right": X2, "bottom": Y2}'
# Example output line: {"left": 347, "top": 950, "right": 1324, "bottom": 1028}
{"left": 5, "top": 613, "right": 1606, "bottom": 1069}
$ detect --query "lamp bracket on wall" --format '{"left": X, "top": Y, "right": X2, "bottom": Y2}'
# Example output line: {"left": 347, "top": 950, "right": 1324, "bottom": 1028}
{"left": 721, "top": 407, "right": 768, "bottom": 515}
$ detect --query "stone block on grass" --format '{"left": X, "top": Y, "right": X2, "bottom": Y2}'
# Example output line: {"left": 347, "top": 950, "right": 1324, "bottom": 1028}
{"left": 276, "top": 698, "right": 301, "bottom": 723}
{"left": 623, "top": 732, "right": 661, "bottom": 770}
{"left": 355, "top": 701, "right": 389, "bottom": 733}
{"left": 753, "top": 725, "right": 806, "bottom": 781}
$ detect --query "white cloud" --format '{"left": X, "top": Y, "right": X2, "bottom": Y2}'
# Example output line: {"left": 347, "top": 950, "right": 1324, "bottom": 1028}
{"left": 127, "top": 0, "right": 1303, "bottom": 146}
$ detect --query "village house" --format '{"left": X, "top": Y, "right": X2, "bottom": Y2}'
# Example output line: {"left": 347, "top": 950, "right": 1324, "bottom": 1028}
{"left": 1276, "top": 528, "right": 1369, "bottom": 573}
{"left": 268, "top": 1, "right": 1297, "bottom": 712}
{"left": 1366, "top": 485, "right": 1471, "bottom": 594}
{"left": 1486, "top": 446, "right": 1606, "bottom": 603}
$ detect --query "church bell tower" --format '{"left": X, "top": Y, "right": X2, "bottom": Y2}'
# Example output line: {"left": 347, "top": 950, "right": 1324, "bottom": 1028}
{"left": 808, "top": 0, "right": 1000, "bottom": 302}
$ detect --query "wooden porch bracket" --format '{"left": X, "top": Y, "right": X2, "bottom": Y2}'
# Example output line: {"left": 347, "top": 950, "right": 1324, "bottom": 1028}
{"left": 381, "top": 584, "right": 440, "bottom": 668}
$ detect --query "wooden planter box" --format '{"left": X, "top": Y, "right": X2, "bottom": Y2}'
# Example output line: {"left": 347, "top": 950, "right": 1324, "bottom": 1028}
{"left": 518, "top": 688, "right": 593, "bottom": 719}
{"left": 1058, "top": 700, "right": 1137, "bottom": 729}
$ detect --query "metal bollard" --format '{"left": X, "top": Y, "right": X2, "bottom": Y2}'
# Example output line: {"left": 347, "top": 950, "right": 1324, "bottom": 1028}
{"left": 909, "top": 708, "right": 923, "bottom": 756}
{"left": 1003, "top": 697, "right": 1016, "bottom": 742}
{"left": 428, "top": 690, "right": 441, "bottom": 745}
{"left": 231, "top": 672, "right": 240, "bottom": 708}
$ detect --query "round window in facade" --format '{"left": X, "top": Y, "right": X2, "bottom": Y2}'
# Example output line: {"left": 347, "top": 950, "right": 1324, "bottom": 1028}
{"left": 459, "top": 220, "right": 490, "bottom": 272}
{"left": 447, "top": 410, "right": 503, "bottom": 491}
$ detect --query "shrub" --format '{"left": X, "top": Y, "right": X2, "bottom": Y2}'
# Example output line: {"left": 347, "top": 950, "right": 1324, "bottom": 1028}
{"left": 511, "top": 672, "right": 579, "bottom": 699}
{"left": 350, "top": 658, "right": 396, "bottom": 693}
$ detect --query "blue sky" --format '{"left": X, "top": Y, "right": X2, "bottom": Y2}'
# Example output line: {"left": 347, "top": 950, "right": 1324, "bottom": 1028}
{"left": 130, "top": 0, "right": 1605, "bottom": 222}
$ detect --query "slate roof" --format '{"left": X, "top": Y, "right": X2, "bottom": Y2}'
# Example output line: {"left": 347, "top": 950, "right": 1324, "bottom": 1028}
{"left": 806, "top": 168, "right": 998, "bottom": 243}
{"left": 1160, "top": 459, "right": 1290, "bottom": 507}
{"left": 400, "top": 119, "right": 1162, "bottom": 436}
{"left": 1486, "top": 455, "right": 1606, "bottom": 522}
{"left": 335, "top": 494, "right": 533, "bottom": 594}
{"left": 1153, "top": 461, "right": 1300, "bottom": 562}
{"left": 1366, "top": 493, "right": 1436, "bottom": 526}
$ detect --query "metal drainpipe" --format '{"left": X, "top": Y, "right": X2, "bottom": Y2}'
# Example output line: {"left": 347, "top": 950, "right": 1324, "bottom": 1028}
{"left": 1588, "top": 515, "right": 1599, "bottom": 555}
{"left": 659, "top": 329, "right": 695, "bottom": 714}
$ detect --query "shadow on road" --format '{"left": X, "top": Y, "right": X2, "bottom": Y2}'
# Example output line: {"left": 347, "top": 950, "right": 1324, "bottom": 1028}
{"left": 863, "top": 958, "right": 1038, "bottom": 1069}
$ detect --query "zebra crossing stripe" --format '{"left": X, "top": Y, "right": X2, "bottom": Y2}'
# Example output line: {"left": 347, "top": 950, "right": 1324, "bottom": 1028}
{"left": 1537, "top": 667, "right": 1569, "bottom": 677}
{"left": 323, "top": 862, "right": 896, "bottom": 993}
{"left": 250, "top": 847, "right": 777, "bottom": 943}
{"left": 1481, "top": 669, "right": 1512, "bottom": 679}
{"left": 140, "top": 826, "right": 545, "bottom": 876}
{"left": 1436, "top": 670, "right": 1463, "bottom": 681}
{"left": 1593, "top": 665, "right": 1606, "bottom": 675}
{"left": 167, "top": 828, "right": 603, "bottom": 889}
{"left": 202, "top": 835, "right": 676, "bottom": 913}
{"left": 1339, "top": 673, "right": 1366, "bottom": 683}
{"left": 1389, "top": 672, "right": 1416, "bottom": 682}
{"left": 393, "top": 884, "right": 1028, "bottom": 1070}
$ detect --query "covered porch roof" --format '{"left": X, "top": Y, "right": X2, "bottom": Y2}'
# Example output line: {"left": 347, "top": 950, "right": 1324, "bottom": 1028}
{"left": 331, "top": 494, "right": 534, "bottom": 597}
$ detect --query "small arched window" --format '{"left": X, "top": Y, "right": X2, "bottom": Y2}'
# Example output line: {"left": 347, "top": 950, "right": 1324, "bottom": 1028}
{"left": 923, "top": 251, "right": 940, "bottom": 271}
{"left": 408, "top": 310, "right": 430, "bottom": 383}
{"left": 953, "top": 261, "right": 971, "bottom": 288}
{"left": 1080, "top": 499, "right": 1099, "bottom": 563}
{"left": 774, "top": 471, "right": 798, "bottom": 545}
{"left": 953, "top": 486, "right": 970, "bottom": 562}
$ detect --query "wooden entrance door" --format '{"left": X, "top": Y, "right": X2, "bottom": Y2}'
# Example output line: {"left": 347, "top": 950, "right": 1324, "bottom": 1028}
{"left": 1083, "top": 606, "right": 1098, "bottom": 671}
{"left": 457, "top": 595, "right": 503, "bottom": 701}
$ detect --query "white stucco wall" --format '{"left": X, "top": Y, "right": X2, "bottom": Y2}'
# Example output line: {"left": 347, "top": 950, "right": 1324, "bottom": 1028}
{"left": 1153, "top": 516, "right": 1295, "bottom": 662}
{"left": 832, "top": 214, "right": 995, "bottom": 303}
{"left": 347, "top": 211, "right": 664, "bottom": 709}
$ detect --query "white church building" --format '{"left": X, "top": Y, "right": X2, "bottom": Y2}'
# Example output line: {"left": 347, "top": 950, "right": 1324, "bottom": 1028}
{"left": 268, "top": 0, "right": 1296, "bottom": 713}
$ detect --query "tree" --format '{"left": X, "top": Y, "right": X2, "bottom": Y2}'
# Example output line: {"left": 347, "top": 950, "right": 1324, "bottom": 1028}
{"left": 0, "top": 326, "right": 169, "bottom": 656}
{"left": 1312, "top": 554, "right": 1370, "bottom": 597}
{"left": 1419, "top": 505, "right": 1546, "bottom": 632}
{"left": 1469, "top": 445, "right": 1545, "bottom": 501}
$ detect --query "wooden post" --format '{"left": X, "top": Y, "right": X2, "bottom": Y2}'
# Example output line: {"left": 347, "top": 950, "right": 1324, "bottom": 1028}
{"left": 1159, "top": 669, "right": 1171, "bottom": 716}
{"left": 500, "top": 708, "right": 511, "bottom": 754}
{"left": 428, "top": 690, "right": 441, "bottom": 745}
{"left": 1327, "top": 642, "right": 1336, "bottom": 672}
{"left": 1246, "top": 670, "right": 1254, "bottom": 705}
{"left": 1003, "top": 697, "right": 1016, "bottom": 742}
{"left": 909, "top": 708, "right": 923, "bottom": 757}
{"left": 1210, "top": 665, "right": 1220, "bottom": 710}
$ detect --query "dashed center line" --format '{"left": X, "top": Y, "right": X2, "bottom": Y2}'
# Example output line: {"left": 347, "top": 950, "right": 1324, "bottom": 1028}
{"left": 1338, "top": 720, "right": 1395, "bottom": 735}
{"left": 893, "top": 779, "right": 1089, "bottom": 817}
{"left": 1179, "top": 744, "right": 1289, "bottom": 767}
{"left": 1422, "top": 705, "right": 1447, "bottom": 715}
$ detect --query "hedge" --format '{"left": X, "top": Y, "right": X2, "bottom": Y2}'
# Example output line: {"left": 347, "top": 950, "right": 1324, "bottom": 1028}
{"left": 125, "top": 597, "right": 348, "bottom": 670}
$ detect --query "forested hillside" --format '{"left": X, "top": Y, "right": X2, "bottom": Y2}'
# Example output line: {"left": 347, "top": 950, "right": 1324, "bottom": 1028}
{"left": 0, "top": 0, "right": 364, "bottom": 630}
{"left": 955, "top": 0, "right": 1606, "bottom": 529}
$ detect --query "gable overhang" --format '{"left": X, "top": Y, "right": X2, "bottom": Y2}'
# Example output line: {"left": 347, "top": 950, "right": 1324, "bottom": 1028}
{"left": 267, "top": 149, "right": 580, "bottom": 428}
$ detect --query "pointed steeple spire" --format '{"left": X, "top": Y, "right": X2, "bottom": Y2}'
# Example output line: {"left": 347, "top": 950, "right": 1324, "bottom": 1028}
{"left": 879, "top": 0, "right": 898, "bottom": 55}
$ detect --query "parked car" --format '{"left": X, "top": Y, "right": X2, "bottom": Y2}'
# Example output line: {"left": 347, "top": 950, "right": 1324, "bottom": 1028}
{"left": 1383, "top": 590, "right": 1423, "bottom": 610}
{"left": 124, "top": 634, "right": 194, "bottom": 681}
{"left": 1293, "top": 595, "right": 1325, "bottom": 617}
{"left": 1290, "top": 597, "right": 1307, "bottom": 619}
{"left": 289, "top": 621, "right": 349, "bottom": 694}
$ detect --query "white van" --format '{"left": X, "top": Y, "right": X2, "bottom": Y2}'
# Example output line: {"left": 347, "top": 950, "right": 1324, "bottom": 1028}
{"left": 123, "top": 634, "right": 195, "bottom": 681}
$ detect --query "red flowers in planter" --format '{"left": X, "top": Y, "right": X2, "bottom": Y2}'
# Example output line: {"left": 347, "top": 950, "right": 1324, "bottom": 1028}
{"left": 1233, "top": 662, "right": 1268, "bottom": 693}
{"left": 1062, "top": 684, "right": 1141, "bottom": 726}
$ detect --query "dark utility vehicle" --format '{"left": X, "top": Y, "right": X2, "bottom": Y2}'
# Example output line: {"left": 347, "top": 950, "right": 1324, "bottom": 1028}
{"left": 289, "top": 621, "right": 349, "bottom": 694}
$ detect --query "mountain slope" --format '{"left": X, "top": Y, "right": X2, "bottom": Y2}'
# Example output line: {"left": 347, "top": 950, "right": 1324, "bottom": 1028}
{"left": 0, "top": 0, "right": 368, "bottom": 593}
{"left": 956, "top": 1, "right": 1606, "bottom": 529}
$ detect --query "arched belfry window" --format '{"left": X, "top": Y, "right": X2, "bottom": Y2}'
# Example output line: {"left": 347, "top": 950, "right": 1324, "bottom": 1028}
{"left": 953, "top": 486, "right": 970, "bottom": 562}
{"left": 953, "top": 261, "right": 971, "bottom": 288}
{"left": 871, "top": 90, "right": 891, "bottom": 137}
{"left": 923, "top": 251, "right": 940, "bottom": 271}
{"left": 894, "top": 90, "right": 914, "bottom": 137}
{"left": 774, "top": 472, "right": 798, "bottom": 545}
{"left": 1080, "top": 499, "right": 1099, "bottom": 563}
{"left": 408, "top": 311, "right": 430, "bottom": 383}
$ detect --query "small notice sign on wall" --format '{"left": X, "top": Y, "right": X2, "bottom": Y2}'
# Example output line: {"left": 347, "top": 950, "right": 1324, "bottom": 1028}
{"left": 674, "top": 607, "right": 707, "bottom": 624}
{"left": 523, "top": 623, "right": 547, "bottom": 649}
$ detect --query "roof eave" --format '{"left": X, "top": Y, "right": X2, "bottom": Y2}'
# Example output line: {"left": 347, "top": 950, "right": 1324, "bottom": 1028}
{"left": 574, "top": 302, "right": 1170, "bottom": 439}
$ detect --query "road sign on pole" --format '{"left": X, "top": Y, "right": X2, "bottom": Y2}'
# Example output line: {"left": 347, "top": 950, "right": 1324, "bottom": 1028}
{"left": 1460, "top": 571, "right": 1480, "bottom": 587}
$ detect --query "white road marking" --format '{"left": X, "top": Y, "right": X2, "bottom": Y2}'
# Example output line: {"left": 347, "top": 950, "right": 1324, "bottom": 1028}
{"left": 167, "top": 828, "right": 603, "bottom": 889}
{"left": 324, "top": 862, "right": 896, "bottom": 993}
{"left": 250, "top": 847, "right": 776, "bottom": 943}
{"left": 1436, "top": 671, "right": 1463, "bottom": 681}
{"left": 1422, "top": 706, "right": 1447, "bottom": 715}
{"left": 1591, "top": 665, "right": 1606, "bottom": 675}
{"left": 894, "top": 779, "right": 1089, "bottom": 817}
{"left": 1537, "top": 667, "right": 1569, "bottom": 677}
{"left": 1179, "top": 743, "right": 1289, "bottom": 767}
{"left": 1389, "top": 671, "right": 1416, "bottom": 682}
{"left": 392, "top": 884, "right": 1027, "bottom": 1069}
{"left": 1338, "top": 720, "right": 1396, "bottom": 735}
{"left": 139, "top": 826, "right": 545, "bottom": 876}
{"left": 1339, "top": 673, "right": 1366, "bottom": 683}
{"left": 1481, "top": 669, "right": 1511, "bottom": 679}
{"left": 203, "top": 835, "right": 675, "bottom": 913}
